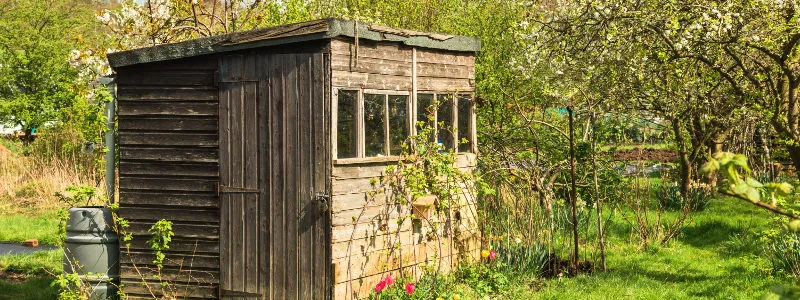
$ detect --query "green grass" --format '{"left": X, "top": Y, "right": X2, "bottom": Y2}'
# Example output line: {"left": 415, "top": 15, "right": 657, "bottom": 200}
{"left": 0, "top": 212, "right": 61, "bottom": 245}
{"left": 0, "top": 277, "right": 58, "bottom": 300}
{"left": 0, "top": 249, "right": 63, "bottom": 276}
{"left": 0, "top": 137, "right": 21, "bottom": 154}
{"left": 0, "top": 250, "right": 62, "bottom": 300}
{"left": 504, "top": 198, "right": 792, "bottom": 299}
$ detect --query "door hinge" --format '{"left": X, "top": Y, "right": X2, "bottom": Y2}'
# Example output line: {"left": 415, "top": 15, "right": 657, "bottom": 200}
{"left": 219, "top": 289, "right": 262, "bottom": 297}
{"left": 219, "top": 185, "right": 261, "bottom": 194}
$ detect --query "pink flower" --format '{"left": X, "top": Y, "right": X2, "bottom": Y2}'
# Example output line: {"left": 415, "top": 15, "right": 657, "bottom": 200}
{"left": 489, "top": 250, "right": 498, "bottom": 260}
{"left": 374, "top": 280, "right": 387, "bottom": 293}
{"left": 384, "top": 274, "right": 395, "bottom": 286}
{"left": 405, "top": 283, "right": 416, "bottom": 294}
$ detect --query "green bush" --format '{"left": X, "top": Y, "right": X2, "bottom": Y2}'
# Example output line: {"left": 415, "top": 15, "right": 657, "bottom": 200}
{"left": 453, "top": 261, "right": 509, "bottom": 297}
{"left": 657, "top": 183, "right": 713, "bottom": 211}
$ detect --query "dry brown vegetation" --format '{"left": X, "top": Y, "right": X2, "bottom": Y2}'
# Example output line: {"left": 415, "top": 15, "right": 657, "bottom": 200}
{"left": 0, "top": 134, "right": 105, "bottom": 215}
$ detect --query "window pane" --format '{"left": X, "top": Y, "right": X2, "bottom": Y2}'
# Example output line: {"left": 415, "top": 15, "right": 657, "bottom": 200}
{"left": 364, "top": 93, "right": 387, "bottom": 156}
{"left": 336, "top": 90, "right": 357, "bottom": 158}
{"left": 457, "top": 94, "right": 473, "bottom": 152}
{"left": 388, "top": 95, "right": 409, "bottom": 155}
{"left": 417, "top": 93, "right": 435, "bottom": 131}
{"left": 437, "top": 94, "right": 454, "bottom": 149}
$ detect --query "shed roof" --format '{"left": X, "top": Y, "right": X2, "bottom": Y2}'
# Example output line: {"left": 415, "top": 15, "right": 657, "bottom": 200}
{"left": 107, "top": 18, "right": 481, "bottom": 68}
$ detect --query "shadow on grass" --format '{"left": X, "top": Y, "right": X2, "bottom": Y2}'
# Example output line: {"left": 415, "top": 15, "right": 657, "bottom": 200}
{"left": 607, "top": 260, "right": 769, "bottom": 298}
{"left": 0, "top": 276, "right": 57, "bottom": 300}
{"left": 679, "top": 220, "right": 745, "bottom": 248}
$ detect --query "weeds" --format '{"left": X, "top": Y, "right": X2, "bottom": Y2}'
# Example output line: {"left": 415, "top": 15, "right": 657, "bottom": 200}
{"left": 0, "top": 135, "right": 104, "bottom": 216}
{"left": 765, "top": 232, "right": 800, "bottom": 278}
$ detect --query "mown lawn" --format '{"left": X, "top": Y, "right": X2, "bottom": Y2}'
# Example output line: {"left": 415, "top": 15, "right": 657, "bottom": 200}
{"left": 0, "top": 249, "right": 62, "bottom": 300}
{"left": 0, "top": 276, "right": 58, "bottom": 300}
{"left": 0, "top": 212, "right": 60, "bottom": 245}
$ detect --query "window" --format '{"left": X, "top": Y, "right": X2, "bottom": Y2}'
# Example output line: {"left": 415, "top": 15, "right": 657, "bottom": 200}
{"left": 457, "top": 94, "right": 473, "bottom": 152}
{"left": 336, "top": 90, "right": 358, "bottom": 158}
{"left": 364, "top": 93, "right": 387, "bottom": 156}
{"left": 388, "top": 95, "right": 409, "bottom": 155}
{"left": 437, "top": 94, "right": 454, "bottom": 149}
{"left": 335, "top": 89, "right": 473, "bottom": 160}
{"left": 415, "top": 92, "right": 474, "bottom": 153}
{"left": 417, "top": 93, "right": 435, "bottom": 132}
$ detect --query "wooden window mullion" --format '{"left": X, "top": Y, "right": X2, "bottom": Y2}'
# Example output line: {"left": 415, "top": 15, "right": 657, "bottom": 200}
{"left": 357, "top": 89, "right": 365, "bottom": 158}
{"left": 384, "top": 94, "right": 390, "bottom": 156}
{"left": 453, "top": 94, "right": 459, "bottom": 150}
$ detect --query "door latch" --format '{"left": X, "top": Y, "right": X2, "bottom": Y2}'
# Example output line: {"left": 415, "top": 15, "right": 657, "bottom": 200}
{"left": 315, "top": 191, "right": 330, "bottom": 214}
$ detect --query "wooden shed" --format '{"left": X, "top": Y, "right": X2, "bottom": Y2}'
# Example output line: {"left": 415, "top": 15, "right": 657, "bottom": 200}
{"left": 107, "top": 19, "right": 481, "bottom": 300}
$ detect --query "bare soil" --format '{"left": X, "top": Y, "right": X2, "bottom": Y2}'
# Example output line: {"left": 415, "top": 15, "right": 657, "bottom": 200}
{"left": 0, "top": 270, "right": 29, "bottom": 283}
{"left": 610, "top": 147, "right": 678, "bottom": 162}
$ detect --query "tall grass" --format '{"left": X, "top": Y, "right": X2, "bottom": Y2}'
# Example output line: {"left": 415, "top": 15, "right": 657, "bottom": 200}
{"left": 0, "top": 129, "right": 105, "bottom": 215}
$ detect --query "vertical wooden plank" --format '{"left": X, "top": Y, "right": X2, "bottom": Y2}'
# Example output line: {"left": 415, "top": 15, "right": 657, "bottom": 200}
{"left": 218, "top": 56, "right": 232, "bottom": 295}
{"left": 258, "top": 52, "right": 271, "bottom": 300}
{"left": 313, "top": 51, "right": 330, "bottom": 300}
{"left": 284, "top": 53, "right": 300, "bottom": 299}
{"left": 230, "top": 54, "right": 246, "bottom": 294}
{"left": 243, "top": 52, "right": 259, "bottom": 295}
{"left": 297, "top": 53, "right": 313, "bottom": 300}
{"left": 270, "top": 53, "right": 286, "bottom": 300}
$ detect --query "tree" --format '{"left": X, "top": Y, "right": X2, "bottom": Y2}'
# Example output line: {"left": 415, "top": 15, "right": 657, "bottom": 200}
{"left": 100, "top": 0, "right": 316, "bottom": 49}
{"left": 0, "top": 0, "right": 97, "bottom": 139}
{"left": 616, "top": 0, "right": 800, "bottom": 179}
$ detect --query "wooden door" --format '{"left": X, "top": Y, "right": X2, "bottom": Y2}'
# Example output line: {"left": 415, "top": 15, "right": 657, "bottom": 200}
{"left": 218, "top": 51, "right": 330, "bottom": 299}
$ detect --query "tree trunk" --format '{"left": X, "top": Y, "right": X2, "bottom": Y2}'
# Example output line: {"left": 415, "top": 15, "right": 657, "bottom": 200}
{"left": 590, "top": 112, "right": 606, "bottom": 271}
{"left": 567, "top": 106, "right": 580, "bottom": 274}
{"left": 787, "top": 145, "right": 800, "bottom": 181}
{"left": 672, "top": 119, "right": 692, "bottom": 196}
{"left": 21, "top": 128, "right": 34, "bottom": 144}
{"left": 704, "top": 132, "right": 726, "bottom": 187}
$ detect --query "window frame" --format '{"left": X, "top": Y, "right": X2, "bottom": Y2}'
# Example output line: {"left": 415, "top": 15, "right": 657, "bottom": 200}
{"left": 416, "top": 91, "right": 476, "bottom": 152}
{"left": 333, "top": 88, "right": 475, "bottom": 162}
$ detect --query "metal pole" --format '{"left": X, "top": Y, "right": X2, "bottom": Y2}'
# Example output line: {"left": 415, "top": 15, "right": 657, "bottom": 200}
{"left": 101, "top": 76, "right": 116, "bottom": 203}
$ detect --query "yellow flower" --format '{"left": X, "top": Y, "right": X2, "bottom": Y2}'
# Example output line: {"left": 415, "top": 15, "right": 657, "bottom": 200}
{"left": 481, "top": 249, "right": 490, "bottom": 258}
{"left": 454, "top": 295, "right": 461, "bottom": 300}
{"left": 436, "top": 297, "right": 444, "bottom": 300}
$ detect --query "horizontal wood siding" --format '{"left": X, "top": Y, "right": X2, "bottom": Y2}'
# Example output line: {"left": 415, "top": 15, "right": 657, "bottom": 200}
{"left": 329, "top": 154, "right": 480, "bottom": 299}
{"left": 330, "top": 39, "right": 475, "bottom": 92}
{"left": 116, "top": 55, "right": 220, "bottom": 299}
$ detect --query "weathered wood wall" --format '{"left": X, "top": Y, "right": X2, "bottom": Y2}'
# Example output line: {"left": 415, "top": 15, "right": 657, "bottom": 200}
{"left": 330, "top": 38, "right": 475, "bottom": 92}
{"left": 116, "top": 56, "right": 221, "bottom": 299}
{"left": 329, "top": 155, "right": 480, "bottom": 299}
{"left": 329, "top": 38, "right": 479, "bottom": 299}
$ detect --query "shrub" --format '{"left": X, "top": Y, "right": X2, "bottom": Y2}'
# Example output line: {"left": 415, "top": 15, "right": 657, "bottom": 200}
{"left": 657, "top": 182, "right": 713, "bottom": 211}
{"left": 453, "top": 255, "right": 509, "bottom": 297}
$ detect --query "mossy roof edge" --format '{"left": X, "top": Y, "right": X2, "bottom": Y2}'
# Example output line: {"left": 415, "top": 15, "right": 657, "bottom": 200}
{"left": 107, "top": 18, "right": 481, "bottom": 68}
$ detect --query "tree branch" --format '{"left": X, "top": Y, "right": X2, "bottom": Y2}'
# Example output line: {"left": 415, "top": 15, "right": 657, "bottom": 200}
{"left": 719, "top": 190, "right": 800, "bottom": 219}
